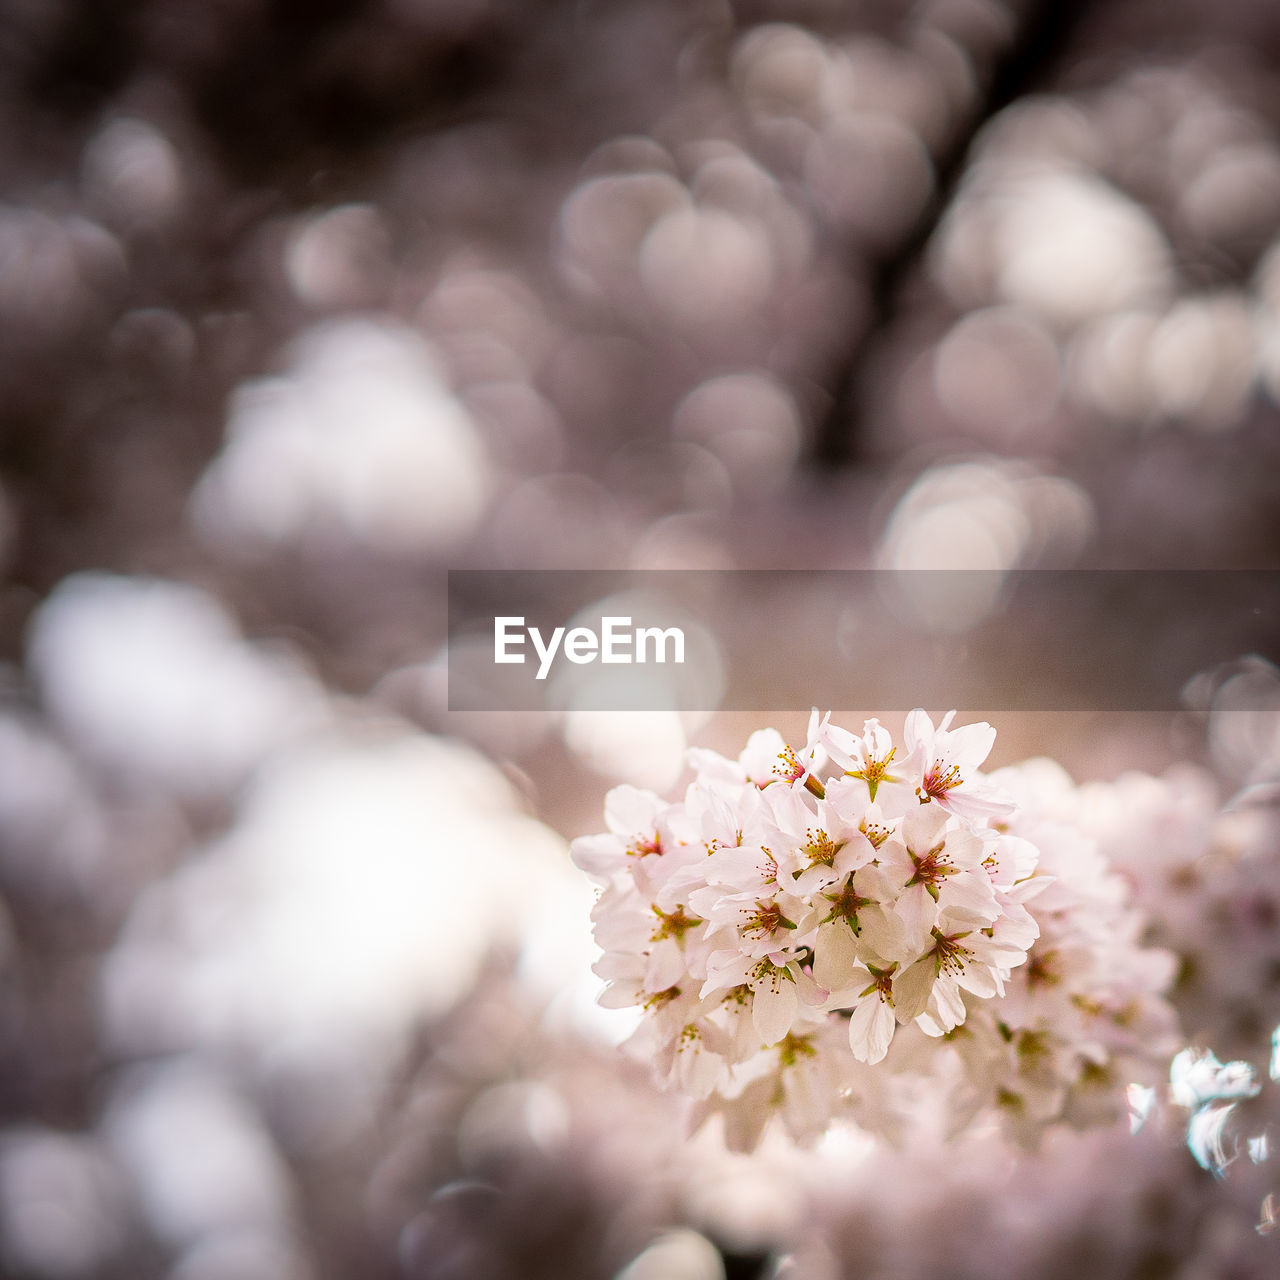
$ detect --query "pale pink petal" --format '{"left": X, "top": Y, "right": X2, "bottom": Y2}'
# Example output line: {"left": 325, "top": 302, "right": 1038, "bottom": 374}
{"left": 751, "top": 973, "right": 798, "bottom": 1045}
{"left": 984, "top": 834, "right": 1040, "bottom": 885}
{"left": 645, "top": 939, "right": 686, "bottom": 992}
{"left": 740, "top": 728, "right": 789, "bottom": 784}
{"left": 832, "top": 832, "right": 876, "bottom": 876}
{"left": 937, "top": 784, "right": 1016, "bottom": 823}
{"left": 942, "top": 720, "right": 996, "bottom": 769}
{"left": 720, "top": 1080, "right": 773, "bottom": 1153}
{"left": 870, "top": 839, "right": 912, "bottom": 892}
{"left": 791, "top": 863, "right": 843, "bottom": 897}
{"left": 893, "top": 957, "right": 935, "bottom": 1022}
{"left": 849, "top": 994, "right": 895, "bottom": 1064}
{"left": 865, "top": 719, "right": 894, "bottom": 755}
{"left": 792, "top": 965, "right": 829, "bottom": 1007}
{"left": 821, "top": 720, "right": 860, "bottom": 772}
{"left": 658, "top": 862, "right": 714, "bottom": 906}
{"left": 856, "top": 906, "right": 906, "bottom": 962}
{"left": 942, "top": 828, "right": 986, "bottom": 871}
{"left": 1003, "top": 875, "right": 1057, "bottom": 903}
{"left": 570, "top": 833, "right": 626, "bottom": 879}
{"left": 973, "top": 932, "right": 1030, "bottom": 969}
{"left": 676, "top": 1035, "right": 724, "bottom": 1098}
{"left": 940, "top": 871, "right": 998, "bottom": 921}
{"left": 686, "top": 747, "right": 744, "bottom": 784}
{"left": 699, "top": 949, "right": 753, "bottom": 998}
{"left": 902, "top": 803, "right": 950, "bottom": 851}
{"left": 597, "top": 982, "right": 643, "bottom": 1009}
{"left": 684, "top": 884, "right": 726, "bottom": 919}
{"left": 707, "top": 844, "right": 776, "bottom": 887}
{"left": 604, "top": 784, "right": 664, "bottom": 835}
{"left": 896, "top": 884, "right": 938, "bottom": 953}
{"left": 904, "top": 708, "right": 935, "bottom": 755}
{"left": 813, "top": 921, "right": 862, "bottom": 994}
{"left": 928, "top": 977, "right": 967, "bottom": 1029}
{"left": 991, "top": 901, "right": 1041, "bottom": 950}
{"left": 851, "top": 861, "right": 897, "bottom": 900}
{"left": 872, "top": 776, "right": 920, "bottom": 818}
{"left": 762, "top": 780, "right": 814, "bottom": 833}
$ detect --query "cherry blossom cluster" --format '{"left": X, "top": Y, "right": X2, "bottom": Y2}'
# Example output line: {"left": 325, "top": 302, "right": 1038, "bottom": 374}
{"left": 572, "top": 710, "right": 1181, "bottom": 1150}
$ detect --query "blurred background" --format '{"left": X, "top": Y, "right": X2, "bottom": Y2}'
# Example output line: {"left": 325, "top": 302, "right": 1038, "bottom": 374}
{"left": 3, "top": 0, "right": 1280, "bottom": 1277}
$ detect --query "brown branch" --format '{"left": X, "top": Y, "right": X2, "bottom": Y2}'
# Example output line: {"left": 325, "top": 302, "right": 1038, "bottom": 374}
{"left": 809, "top": 0, "right": 1105, "bottom": 469}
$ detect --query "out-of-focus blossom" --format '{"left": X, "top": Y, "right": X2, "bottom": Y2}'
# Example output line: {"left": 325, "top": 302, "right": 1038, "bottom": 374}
{"left": 731, "top": 25, "right": 838, "bottom": 129}
{"left": 1072, "top": 293, "right": 1257, "bottom": 431}
{"left": 1169, "top": 1047, "right": 1270, "bottom": 1182}
{"left": 1201, "top": 658, "right": 1280, "bottom": 788}
{"left": 489, "top": 472, "right": 631, "bottom": 567}
{"left": 0, "top": 206, "right": 124, "bottom": 342}
{"left": 932, "top": 305, "right": 1061, "bottom": 444}
{"left": 1177, "top": 140, "right": 1280, "bottom": 251}
{"left": 27, "top": 574, "right": 328, "bottom": 797}
{"left": 100, "top": 726, "right": 594, "bottom": 1106}
{"left": 551, "top": 592, "right": 723, "bottom": 789}
{"left": 554, "top": 139, "right": 808, "bottom": 349}
{"left": 805, "top": 111, "right": 934, "bottom": 249}
{"left": 0, "top": 712, "right": 110, "bottom": 904}
{"left": 1047, "top": 663, "right": 1280, "bottom": 1066}
{"left": 1170, "top": 1048, "right": 1260, "bottom": 1111}
{"left": 671, "top": 372, "right": 803, "bottom": 494}
{"left": 0, "top": 1128, "right": 132, "bottom": 1277}
{"left": 191, "top": 318, "right": 492, "bottom": 556}
{"left": 283, "top": 204, "right": 392, "bottom": 310}
{"left": 934, "top": 164, "right": 1173, "bottom": 326}
{"left": 875, "top": 459, "right": 1093, "bottom": 630}
{"left": 80, "top": 117, "right": 185, "bottom": 231}
{"left": 925, "top": 68, "right": 1280, "bottom": 447}
{"left": 421, "top": 265, "right": 552, "bottom": 377}
{"left": 167, "top": 1229, "right": 314, "bottom": 1280}
{"left": 1144, "top": 294, "right": 1258, "bottom": 429}
{"left": 102, "top": 1061, "right": 293, "bottom": 1249}
{"left": 564, "top": 709, "right": 690, "bottom": 793}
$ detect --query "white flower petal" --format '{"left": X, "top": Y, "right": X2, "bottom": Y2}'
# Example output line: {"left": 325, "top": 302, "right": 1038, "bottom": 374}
{"left": 896, "top": 884, "right": 937, "bottom": 952}
{"left": 941, "top": 870, "right": 998, "bottom": 919}
{"left": 893, "top": 957, "right": 935, "bottom": 1022}
{"left": 751, "top": 972, "right": 797, "bottom": 1045}
{"left": 813, "top": 921, "right": 861, "bottom": 994}
{"left": 856, "top": 904, "right": 906, "bottom": 961}
{"left": 944, "top": 720, "right": 996, "bottom": 769}
{"left": 928, "top": 977, "right": 967, "bottom": 1030}
{"left": 849, "top": 993, "right": 895, "bottom": 1064}
{"left": 904, "top": 708, "right": 934, "bottom": 754}
{"left": 569, "top": 833, "right": 625, "bottom": 879}
{"left": 604, "top": 784, "right": 664, "bottom": 835}
{"left": 645, "top": 939, "right": 687, "bottom": 992}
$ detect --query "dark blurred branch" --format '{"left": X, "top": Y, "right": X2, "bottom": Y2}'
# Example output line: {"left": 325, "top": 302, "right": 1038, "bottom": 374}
{"left": 810, "top": 0, "right": 1103, "bottom": 469}
{"left": 721, "top": 1247, "right": 773, "bottom": 1280}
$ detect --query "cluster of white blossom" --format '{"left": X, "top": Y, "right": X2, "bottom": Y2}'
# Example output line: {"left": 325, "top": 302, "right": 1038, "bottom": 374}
{"left": 572, "top": 710, "right": 1182, "bottom": 1150}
